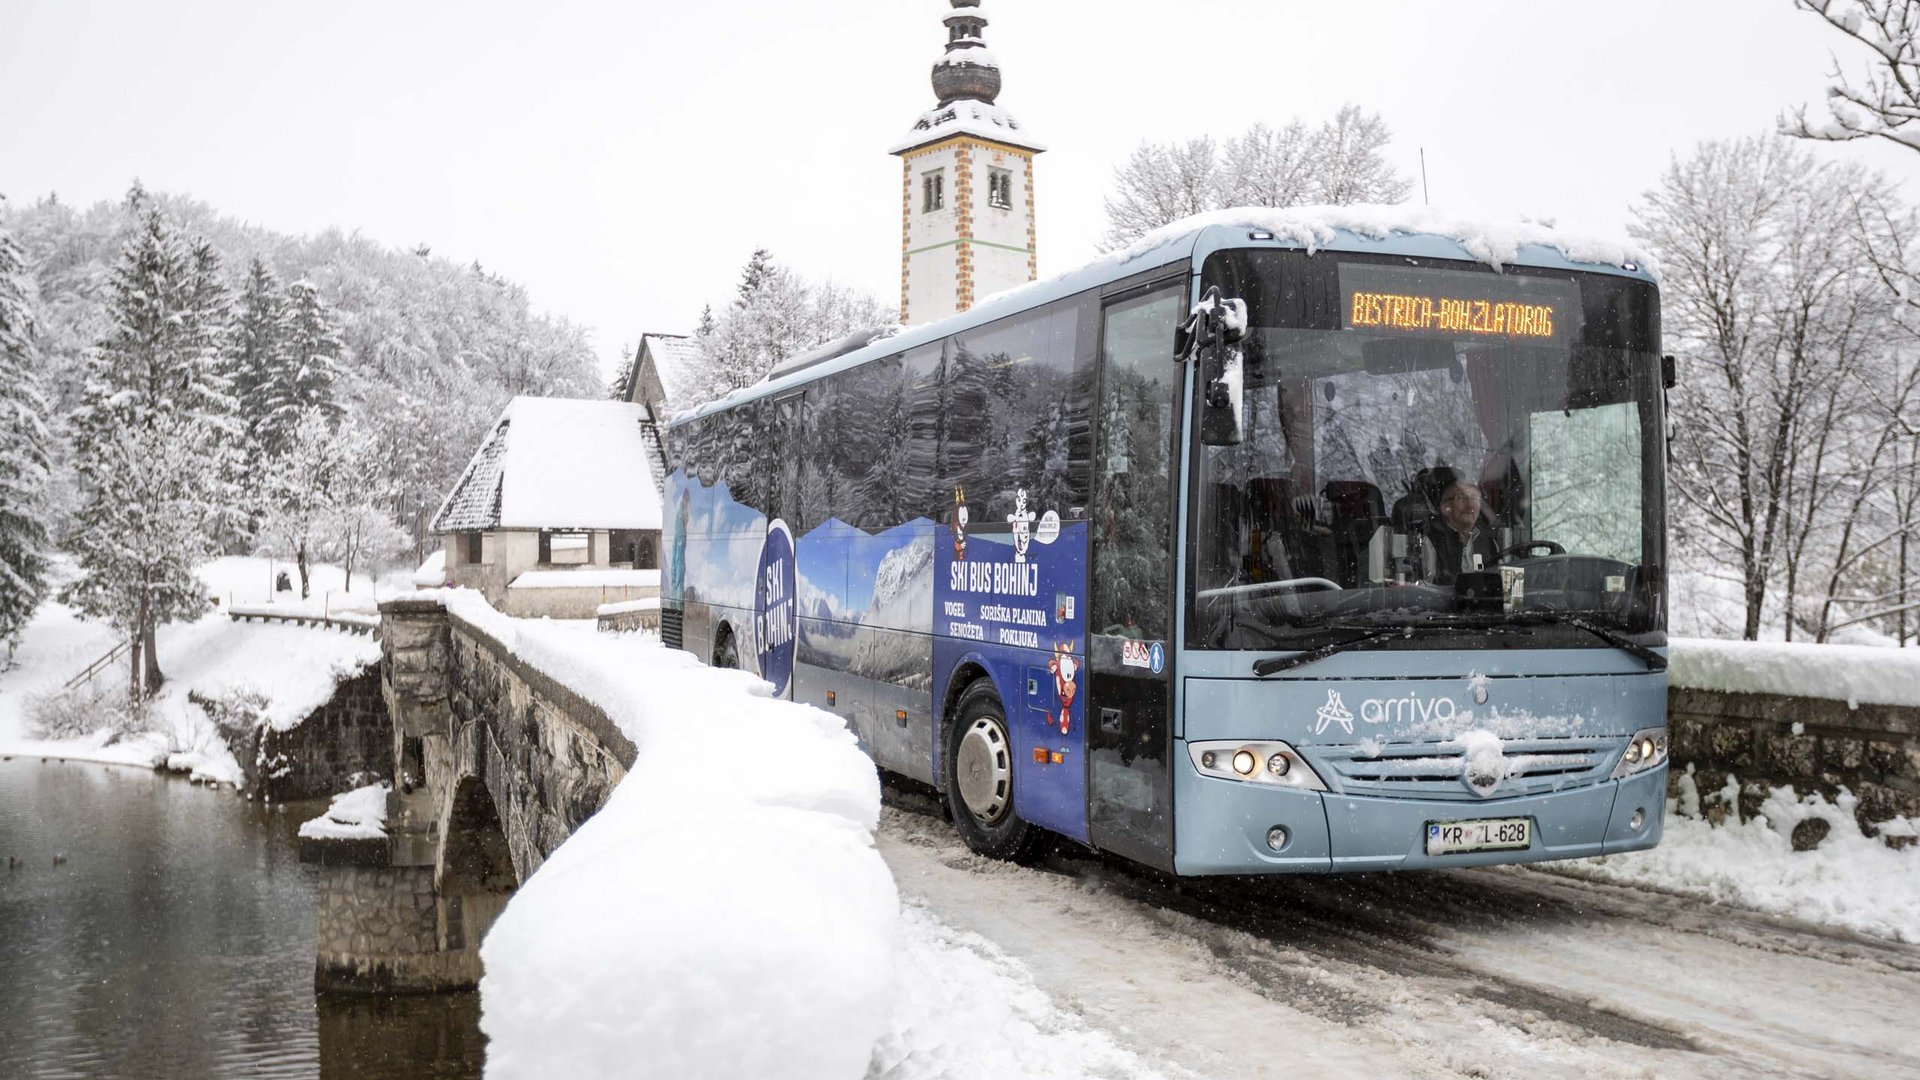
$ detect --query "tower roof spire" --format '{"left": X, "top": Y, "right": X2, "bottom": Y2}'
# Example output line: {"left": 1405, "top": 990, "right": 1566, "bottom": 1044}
{"left": 932, "top": 0, "right": 999, "bottom": 106}
{"left": 892, "top": 0, "right": 1044, "bottom": 156}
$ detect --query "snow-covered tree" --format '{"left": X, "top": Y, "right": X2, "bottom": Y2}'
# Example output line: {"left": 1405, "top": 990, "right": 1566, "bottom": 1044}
{"left": 324, "top": 417, "right": 405, "bottom": 592}
{"left": 1101, "top": 106, "right": 1411, "bottom": 249}
{"left": 686, "top": 251, "right": 896, "bottom": 407}
{"left": 0, "top": 213, "right": 53, "bottom": 658}
{"left": 608, "top": 343, "right": 635, "bottom": 401}
{"left": 62, "top": 204, "right": 239, "bottom": 700}
{"left": 261, "top": 279, "right": 341, "bottom": 454}
{"left": 227, "top": 255, "right": 286, "bottom": 447}
{"left": 1102, "top": 137, "right": 1219, "bottom": 251}
{"left": 1784, "top": 0, "right": 1920, "bottom": 154}
{"left": 1631, "top": 135, "right": 1919, "bottom": 641}
{"left": 255, "top": 408, "right": 341, "bottom": 600}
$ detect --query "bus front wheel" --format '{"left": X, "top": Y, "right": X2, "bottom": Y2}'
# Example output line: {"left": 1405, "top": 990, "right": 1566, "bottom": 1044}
{"left": 944, "top": 680, "right": 1043, "bottom": 861}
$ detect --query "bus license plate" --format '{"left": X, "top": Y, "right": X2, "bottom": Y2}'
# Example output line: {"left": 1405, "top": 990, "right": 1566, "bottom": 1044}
{"left": 1426, "top": 817, "right": 1531, "bottom": 855}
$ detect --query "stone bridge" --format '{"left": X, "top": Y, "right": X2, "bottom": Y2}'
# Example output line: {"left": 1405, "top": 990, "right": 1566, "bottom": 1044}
{"left": 309, "top": 597, "right": 636, "bottom": 993}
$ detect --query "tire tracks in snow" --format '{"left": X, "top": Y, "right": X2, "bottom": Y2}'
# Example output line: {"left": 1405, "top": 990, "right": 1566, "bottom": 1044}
{"left": 879, "top": 789, "right": 1920, "bottom": 1080}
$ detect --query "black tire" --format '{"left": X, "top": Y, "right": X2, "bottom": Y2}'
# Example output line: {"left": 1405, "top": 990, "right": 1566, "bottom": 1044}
{"left": 712, "top": 625, "right": 739, "bottom": 670}
{"left": 944, "top": 679, "right": 1045, "bottom": 861}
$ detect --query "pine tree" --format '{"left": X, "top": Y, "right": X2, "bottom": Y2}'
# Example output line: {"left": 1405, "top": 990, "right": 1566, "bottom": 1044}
{"left": 608, "top": 343, "right": 635, "bottom": 401}
{"left": 261, "top": 279, "right": 342, "bottom": 454}
{"left": 62, "top": 206, "right": 238, "bottom": 703}
{"left": 228, "top": 256, "right": 286, "bottom": 446}
{"left": 0, "top": 214, "right": 53, "bottom": 659}
{"left": 734, "top": 249, "right": 774, "bottom": 308}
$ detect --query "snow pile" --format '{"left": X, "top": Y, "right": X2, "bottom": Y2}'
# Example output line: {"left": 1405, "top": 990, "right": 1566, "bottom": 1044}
{"left": 298, "top": 781, "right": 391, "bottom": 841}
{"left": 1669, "top": 637, "right": 1920, "bottom": 709}
{"left": 870, "top": 907, "right": 1172, "bottom": 1080}
{"left": 1553, "top": 773, "right": 1920, "bottom": 943}
{"left": 508, "top": 568, "right": 662, "bottom": 591}
{"left": 1122, "top": 204, "right": 1655, "bottom": 277}
{"left": 412, "top": 549, "right": 447, "bottom": 588}
{"left": 459, "top": 592, "right": 898, "bottom": 1080}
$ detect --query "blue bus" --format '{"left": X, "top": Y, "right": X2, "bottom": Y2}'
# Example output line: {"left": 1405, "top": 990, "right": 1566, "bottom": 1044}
{"left": 662, "top": 213, "right": 1670, "bottom": 874}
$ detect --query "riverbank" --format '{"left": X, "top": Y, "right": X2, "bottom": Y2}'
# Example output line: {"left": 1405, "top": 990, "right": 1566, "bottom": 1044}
{"left": 0, "top": 558, "right": 393, "bottom": 785}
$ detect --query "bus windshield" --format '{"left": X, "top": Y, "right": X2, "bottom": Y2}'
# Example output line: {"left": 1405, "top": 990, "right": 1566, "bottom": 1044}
{"left": 1190, "top": 254, "right": 1666, "bottom": 650}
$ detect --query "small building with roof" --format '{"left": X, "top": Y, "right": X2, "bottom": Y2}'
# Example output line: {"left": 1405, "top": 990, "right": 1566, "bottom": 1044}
{"left": 429, "top": 396, "right": 664, "bottom": 618}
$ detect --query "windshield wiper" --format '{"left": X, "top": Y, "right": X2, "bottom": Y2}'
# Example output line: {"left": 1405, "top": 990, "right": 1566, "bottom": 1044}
{"left": 1252, "top": 626, "right": 1411, "bottom": 677}
{"left": 1510, "top": 611, "right": 1667, "bottom": 671}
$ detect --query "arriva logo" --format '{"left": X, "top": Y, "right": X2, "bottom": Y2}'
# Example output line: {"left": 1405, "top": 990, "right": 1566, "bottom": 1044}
{"left": 1360, "top": 695, "right": 1460, "bottom": 726}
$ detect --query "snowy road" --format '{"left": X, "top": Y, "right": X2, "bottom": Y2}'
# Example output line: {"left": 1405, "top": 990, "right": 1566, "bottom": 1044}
{"left": 877, "top": 797, "right": 1920, "bottom": 1080}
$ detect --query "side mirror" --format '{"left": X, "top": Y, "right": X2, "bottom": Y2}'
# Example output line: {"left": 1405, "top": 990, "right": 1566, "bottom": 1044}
{"left": 1661, "top": 355, "right": 1677, "bottom": 390}
{"left": 1181, "top": 287, "right": 1248, "bottom": 446}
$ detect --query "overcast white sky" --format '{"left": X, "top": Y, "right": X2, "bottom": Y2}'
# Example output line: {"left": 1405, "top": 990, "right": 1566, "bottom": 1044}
{"left": 2, "top": 0, "right": 1914, "bottom": 380}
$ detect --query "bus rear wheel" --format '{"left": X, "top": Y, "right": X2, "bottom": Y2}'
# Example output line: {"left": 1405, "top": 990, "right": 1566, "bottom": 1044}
{"left": 712, "top": 626, "right": 739, "bottom": 670}
{"left": 944, "top": 680, "right": 1043, "bottom": 861}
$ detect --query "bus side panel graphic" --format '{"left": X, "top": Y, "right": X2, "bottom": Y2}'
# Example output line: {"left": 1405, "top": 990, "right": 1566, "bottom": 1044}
{"left": 934, "top": 513, "right": 1089, "bottom": 843}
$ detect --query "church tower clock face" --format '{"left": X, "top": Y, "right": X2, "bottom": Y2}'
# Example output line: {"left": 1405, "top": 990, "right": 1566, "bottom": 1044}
{"left": 890, "top": 0, "right": 1044, "bottom": 326}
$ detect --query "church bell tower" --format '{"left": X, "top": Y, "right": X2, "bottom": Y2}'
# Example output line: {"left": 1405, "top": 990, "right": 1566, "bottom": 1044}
{"left": 891, "top": 0, "right": 1045, "bottom": 326}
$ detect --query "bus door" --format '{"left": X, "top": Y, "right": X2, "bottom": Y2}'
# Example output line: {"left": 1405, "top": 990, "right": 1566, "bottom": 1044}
{"left": 1085, "top": 281, "right": 1187, "bottom": 872}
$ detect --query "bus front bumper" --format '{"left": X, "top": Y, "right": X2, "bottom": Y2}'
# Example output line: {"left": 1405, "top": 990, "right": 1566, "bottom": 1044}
{"left": 1171, "top": 759, "right": 1667, "bottom": 875}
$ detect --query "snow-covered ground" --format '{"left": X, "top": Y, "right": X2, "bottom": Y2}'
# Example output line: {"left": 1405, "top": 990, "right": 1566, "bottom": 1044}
{"left": 0, "top": 557, "right": 383, "bottom": 784}
{"left": 1545, "top": 773, "right": 1920, "bottom": 943}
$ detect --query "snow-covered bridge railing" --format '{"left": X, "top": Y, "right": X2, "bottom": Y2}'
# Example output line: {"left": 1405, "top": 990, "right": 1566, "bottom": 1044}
{"left": 228, "top": 604, "right": 380, "bottom": 637}
{"left": 1668, "top": 639, "right": 1920, "bottom": 839}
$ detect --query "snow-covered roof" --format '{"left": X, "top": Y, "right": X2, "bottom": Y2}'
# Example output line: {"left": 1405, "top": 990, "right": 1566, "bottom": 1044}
{"left": 627, "top": 333, "right": 702, "bottom": 414}
{"left": 432, "top": 397, "right": 663, "bottom": 534}
{"left": 890, "top": 99, "right": 1045, "bottom": 155}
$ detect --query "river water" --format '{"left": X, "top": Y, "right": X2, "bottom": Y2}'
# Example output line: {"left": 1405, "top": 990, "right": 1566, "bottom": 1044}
{"left": 0, "top": 758, "right": 484, "bottom": 1079}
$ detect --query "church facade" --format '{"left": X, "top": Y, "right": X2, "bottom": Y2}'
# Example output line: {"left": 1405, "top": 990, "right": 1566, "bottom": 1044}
{"left": 891, "top": 0, "right": 1044, "bottom": 326}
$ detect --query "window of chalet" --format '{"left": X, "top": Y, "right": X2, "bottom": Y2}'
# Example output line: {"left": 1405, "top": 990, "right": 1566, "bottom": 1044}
{"left": 539, "top": 530, "right": 592, "bottom": 566}
{"left": 465, "top": 533, "right": 484, "bottom": 565}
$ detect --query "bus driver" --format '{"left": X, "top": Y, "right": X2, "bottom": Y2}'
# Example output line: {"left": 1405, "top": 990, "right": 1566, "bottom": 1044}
{"left": 1427, "top": 479, "right": 1500, "bottom": 585}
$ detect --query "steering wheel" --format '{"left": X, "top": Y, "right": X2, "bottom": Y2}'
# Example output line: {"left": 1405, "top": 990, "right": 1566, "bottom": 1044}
{"left": 1500, "top": 540, "right": 1565, "bottom": 560}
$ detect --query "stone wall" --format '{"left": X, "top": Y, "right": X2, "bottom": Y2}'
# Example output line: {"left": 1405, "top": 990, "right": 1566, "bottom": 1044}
{"left": 1669, "top": 686, "right": 1920, "bottom": 836}
{"left": 256, "top": 668, "right": 392, "bottom": 801}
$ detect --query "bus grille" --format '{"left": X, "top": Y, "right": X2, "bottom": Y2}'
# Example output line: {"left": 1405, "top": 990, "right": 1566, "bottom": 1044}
{"left": 1306, "top": 737, "right": 1617, "bottom": 801}
{"left": 660, "top": 607, "right": 683, "bottom": 650}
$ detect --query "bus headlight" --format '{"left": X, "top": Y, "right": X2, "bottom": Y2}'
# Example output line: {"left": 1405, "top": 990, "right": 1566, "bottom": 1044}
{"left": 1188, "top": 740, "right": 1328, "bottom": 791}
{"left": 1610, "top": 727, "right": 1668, "bottom": 779}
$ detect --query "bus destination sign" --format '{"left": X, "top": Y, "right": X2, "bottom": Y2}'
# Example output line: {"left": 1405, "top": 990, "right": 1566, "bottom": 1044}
{"left": 1340, "top": 263, "right": 1579, "bottom": 344}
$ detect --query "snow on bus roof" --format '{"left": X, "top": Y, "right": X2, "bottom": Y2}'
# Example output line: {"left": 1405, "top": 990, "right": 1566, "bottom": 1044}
{"left": 674, "top": 204, "right": 1654, "bottom": 426}
{"left": 1118, "top": 204, "right": 1657, "bottom": 279}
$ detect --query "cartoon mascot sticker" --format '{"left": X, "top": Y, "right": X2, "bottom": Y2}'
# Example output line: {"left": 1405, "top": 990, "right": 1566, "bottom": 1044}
{"left": 951, "top": 486, "right": 968, "bottom": 562}
{"left": 1046, "top": 642, "right": 1080, "bottom": 736}
{"left": 1008, "top": 488, "right": 1037, "bottom": 563}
